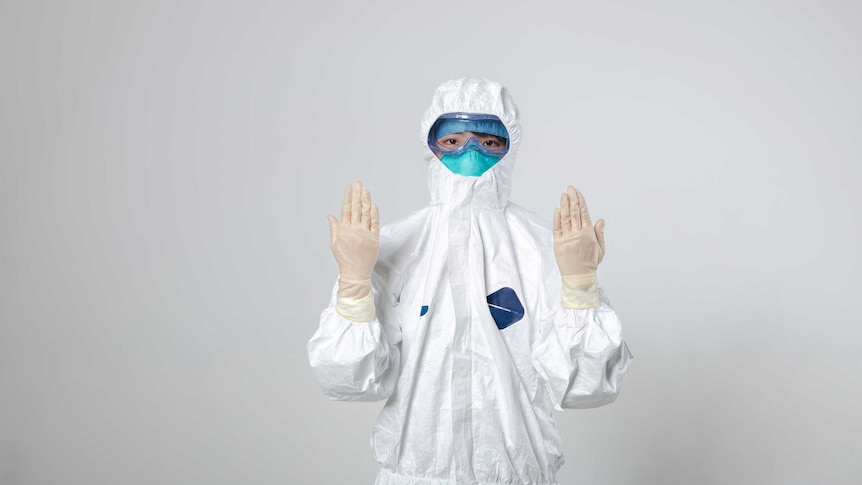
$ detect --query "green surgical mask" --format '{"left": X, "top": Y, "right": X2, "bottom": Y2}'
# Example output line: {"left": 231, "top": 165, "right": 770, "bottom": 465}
{"left": 439, "top": 150, "right": 501, "bottom": 177}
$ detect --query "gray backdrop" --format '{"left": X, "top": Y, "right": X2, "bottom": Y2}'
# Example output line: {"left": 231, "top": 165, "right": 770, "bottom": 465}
{"left": 2, "top": 0, "right": 861, "bottom": 483}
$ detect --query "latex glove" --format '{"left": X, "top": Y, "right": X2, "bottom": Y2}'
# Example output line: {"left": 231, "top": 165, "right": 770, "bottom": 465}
{"left": 553, "top": 186, "right": 606, "bottom": 309}
{"left": 327, "top": 181, "right": 380, "bottom": 280}
{"left": 327, "top": 182, "right": 380, "bottom": 321}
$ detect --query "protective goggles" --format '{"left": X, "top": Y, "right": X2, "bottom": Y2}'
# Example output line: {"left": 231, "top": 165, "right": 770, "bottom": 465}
{"left": 428, "top": 113, "right": 510, "bottom": 158}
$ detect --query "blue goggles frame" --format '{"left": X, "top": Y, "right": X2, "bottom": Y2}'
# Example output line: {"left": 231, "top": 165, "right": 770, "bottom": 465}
{"left": 428, "top": 113, "right": 510, "bottom": 158}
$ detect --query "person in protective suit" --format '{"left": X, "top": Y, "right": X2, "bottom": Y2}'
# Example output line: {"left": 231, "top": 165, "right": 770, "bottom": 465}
{"left": 308, "top": 77, "right": 632, "bottom": 485}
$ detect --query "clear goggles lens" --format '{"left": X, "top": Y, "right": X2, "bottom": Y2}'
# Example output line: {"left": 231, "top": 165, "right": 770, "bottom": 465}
{"left": 428, "top": 113, "right": 509, "bottom": 157}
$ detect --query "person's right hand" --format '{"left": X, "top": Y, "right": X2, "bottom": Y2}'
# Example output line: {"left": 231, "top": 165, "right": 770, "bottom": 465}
{"left": 327, "top": 182, "right": 380, "bottom": 280}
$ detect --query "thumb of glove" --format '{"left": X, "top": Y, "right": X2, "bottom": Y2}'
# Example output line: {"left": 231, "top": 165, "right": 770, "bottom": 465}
{"left": 594, "top": 219, "right": 606, "bottom": 262}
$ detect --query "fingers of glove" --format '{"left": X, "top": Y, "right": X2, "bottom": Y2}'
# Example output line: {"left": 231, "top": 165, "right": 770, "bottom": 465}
{"left": 567, "top": 186, "right": 582, "bottom": 231}
{"left": 360, "top": 187, "right": 372, "bottom": 229}
{"left": 351, "top": 181, "right": 362, "bottom": 225}
{"left": 327, "top": 215, "right": 339, "bottom": 246}
{"left": 559, "top": 192, "right": 572, "bottom": 234}
{"left": 576, "top": 188, "right": 592, "bottom": 228}
{"left": 341, "top": 185, "right": 352, "bottom": 224}
{"left": 553, "top": 207, "right": 562, "bottom": 238}
{"left": 370, "top": 203, "right": 380, "bottom": 237}
{"left": 595, "top": 218, "right": 606, "bottom": 254}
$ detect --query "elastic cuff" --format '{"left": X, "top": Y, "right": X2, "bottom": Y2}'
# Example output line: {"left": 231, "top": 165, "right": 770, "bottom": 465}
{"left": 335, "top": 277, "right": 376, "bottom": 322}
{"left": 560, "top": 273, "right": 600, "bottom": 309}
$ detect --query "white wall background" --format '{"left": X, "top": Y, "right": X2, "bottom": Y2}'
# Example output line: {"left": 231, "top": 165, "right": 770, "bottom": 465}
{"left": 2, "top": 1, "right": 861, "bottom": 483}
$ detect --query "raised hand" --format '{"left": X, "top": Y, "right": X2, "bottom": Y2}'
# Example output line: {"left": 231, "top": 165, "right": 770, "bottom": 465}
{"left": 553, "top": 186, "right": 606, "bottom": 276}
{"left": 327, "top": 182, "right": 380, "bottom": 280}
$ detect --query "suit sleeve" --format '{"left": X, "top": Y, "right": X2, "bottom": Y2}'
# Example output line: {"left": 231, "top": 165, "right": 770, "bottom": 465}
{"left": 532, "top": 280, "right": 633, "bottom": 410}
{"left": 307, "top": 277, "right": 402, "bottom": 402}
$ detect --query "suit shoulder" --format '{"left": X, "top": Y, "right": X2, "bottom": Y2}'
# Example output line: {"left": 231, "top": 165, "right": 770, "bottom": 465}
{"left": 506, "top": 202, "right": 553, "bottom": 248}
{"left": 372, "top": 205, "right": 429, "bottom": 301}
{"left": 373, "top": 205, "right": 430, "bottom": 278}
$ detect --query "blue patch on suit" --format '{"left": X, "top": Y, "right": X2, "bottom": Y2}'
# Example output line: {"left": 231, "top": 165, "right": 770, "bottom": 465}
{"left": 420, "top": 305, "right": 429, "bottom": 316}
{"left": 486, "top": 287, "right": 524, "bottom": 330}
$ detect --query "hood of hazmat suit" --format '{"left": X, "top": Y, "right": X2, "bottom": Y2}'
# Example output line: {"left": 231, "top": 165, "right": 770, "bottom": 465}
{"left": 308, "top": 77, "right": 632, "bottom": 485}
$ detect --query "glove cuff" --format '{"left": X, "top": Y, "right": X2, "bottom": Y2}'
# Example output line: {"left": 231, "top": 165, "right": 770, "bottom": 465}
{"left": 335, "top": 277, "right": 376, "bottom": 322}
{"left": 560, "top": 273, "right": 600, "bottom": 309}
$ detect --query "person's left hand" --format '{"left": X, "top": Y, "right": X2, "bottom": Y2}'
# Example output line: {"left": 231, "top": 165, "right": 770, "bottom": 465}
{"left": 553, "top": 186, "right": 605, "bottom": 276}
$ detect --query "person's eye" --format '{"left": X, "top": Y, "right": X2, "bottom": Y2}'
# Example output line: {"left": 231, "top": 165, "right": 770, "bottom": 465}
{"left": 441, "top": 138, "right": 458, "bottom": 145}
{"left": 484, "top": 139, "right": 500, "bottom": 147}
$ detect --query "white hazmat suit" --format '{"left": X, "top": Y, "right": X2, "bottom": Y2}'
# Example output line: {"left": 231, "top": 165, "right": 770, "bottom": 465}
{"left": 308, "top": 77, "right": 632, "bottom": 485}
